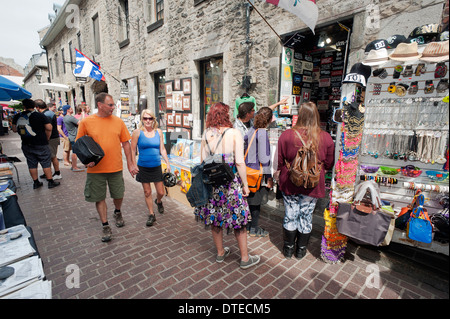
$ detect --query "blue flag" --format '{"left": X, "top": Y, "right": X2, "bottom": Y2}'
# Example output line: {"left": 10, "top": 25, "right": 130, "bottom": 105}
{"left": 73, "top": 49, "right": 105, "bottom": 81}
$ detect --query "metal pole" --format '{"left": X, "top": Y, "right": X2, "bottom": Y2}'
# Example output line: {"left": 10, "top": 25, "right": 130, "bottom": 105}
{"left": 246, "top": 0, "right": 283, "bottom": 42}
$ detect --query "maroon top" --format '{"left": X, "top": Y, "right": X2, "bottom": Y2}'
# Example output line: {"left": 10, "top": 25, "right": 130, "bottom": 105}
{"left": 277, "top": 128, "right": 335, "bottom": 198}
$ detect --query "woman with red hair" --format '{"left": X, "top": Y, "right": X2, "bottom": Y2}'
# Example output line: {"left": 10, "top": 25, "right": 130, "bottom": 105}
{"left": 195, "top": 102, "right": 260, "bottom": 270}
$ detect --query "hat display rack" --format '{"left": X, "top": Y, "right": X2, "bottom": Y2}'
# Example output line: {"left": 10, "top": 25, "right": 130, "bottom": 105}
{"left": 357, "top": 29, "right": 449, "bottom": 227}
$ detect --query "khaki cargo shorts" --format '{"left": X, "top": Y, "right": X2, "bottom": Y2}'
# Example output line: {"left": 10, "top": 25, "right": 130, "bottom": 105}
{"left": 84, "top": 171, "right": 125, "bottom": 202}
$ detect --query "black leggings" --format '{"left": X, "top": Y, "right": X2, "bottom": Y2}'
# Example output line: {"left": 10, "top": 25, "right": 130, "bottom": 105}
{"left": 249, "top": 205, "right": 261, "bottom": 229}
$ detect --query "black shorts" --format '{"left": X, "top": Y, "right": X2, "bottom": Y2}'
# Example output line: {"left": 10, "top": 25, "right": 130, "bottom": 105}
{"left": 136, "top": 165, "right": 163, "bottom": 183}
{"left": 22, "top": 144, "right": 52, "bottom": 169}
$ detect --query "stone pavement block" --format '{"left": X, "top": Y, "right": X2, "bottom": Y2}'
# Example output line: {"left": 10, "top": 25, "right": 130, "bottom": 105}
{"left": 0, "top": 133, "right": 447, "bottom": 300}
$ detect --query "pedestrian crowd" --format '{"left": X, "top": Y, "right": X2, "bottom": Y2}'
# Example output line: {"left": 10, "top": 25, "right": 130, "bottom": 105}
{"left": 11, "top": 94, "right": 335, "bottom": 271}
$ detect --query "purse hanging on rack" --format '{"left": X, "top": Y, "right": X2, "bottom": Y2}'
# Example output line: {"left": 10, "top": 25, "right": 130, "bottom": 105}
{"left": 406, "top": 194, "right": 433, "bottom": 243}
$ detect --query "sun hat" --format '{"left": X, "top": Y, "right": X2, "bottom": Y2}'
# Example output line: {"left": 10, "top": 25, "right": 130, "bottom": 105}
{"left": 342, "top": 63, "right": 372, "bottom": 87}
{"left": 389, "top": 42, "right": 422, "bottom": 61}
{"left": 363, "top": 48, "right": 389, "bottom": 66}
{"left": 420, "top": 40, "right": 449, "bottom": 63}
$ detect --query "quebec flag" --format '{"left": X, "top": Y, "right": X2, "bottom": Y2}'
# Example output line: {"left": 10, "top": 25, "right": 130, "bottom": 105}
{"left": 73, "top": 49, "right": 105, "bottom": 81}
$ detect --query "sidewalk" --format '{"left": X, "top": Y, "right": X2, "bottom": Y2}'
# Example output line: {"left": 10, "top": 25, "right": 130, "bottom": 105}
{"left": 1, "top": 132, "right": 448, "bottom": 300}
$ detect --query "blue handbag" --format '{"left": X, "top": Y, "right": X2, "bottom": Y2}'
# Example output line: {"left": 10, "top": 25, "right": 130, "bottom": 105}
{"left": 407, "top": 194, "right": 433, "bottom": 244}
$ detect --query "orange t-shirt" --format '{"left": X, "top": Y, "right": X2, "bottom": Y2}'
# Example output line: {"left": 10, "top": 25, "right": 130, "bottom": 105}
{"left": 76, "top": 114, "right": 131, "bottom": 173}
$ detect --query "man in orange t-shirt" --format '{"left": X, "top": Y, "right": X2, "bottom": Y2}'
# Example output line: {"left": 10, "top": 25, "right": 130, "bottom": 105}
{"left": 76, "top": 92, "right": 139, "bottom": 242}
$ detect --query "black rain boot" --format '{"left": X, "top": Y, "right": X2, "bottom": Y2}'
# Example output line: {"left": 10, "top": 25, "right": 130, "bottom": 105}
{"left": 295, "top": 232, "right": 311, "bottom": 260}
{"left": 283, "top": 228, "right": 297, "bottom": 259}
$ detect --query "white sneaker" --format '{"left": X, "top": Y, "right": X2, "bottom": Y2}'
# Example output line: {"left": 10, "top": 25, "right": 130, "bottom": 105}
{"left": 52, "top": 173, "right": 62, "bottom": 180}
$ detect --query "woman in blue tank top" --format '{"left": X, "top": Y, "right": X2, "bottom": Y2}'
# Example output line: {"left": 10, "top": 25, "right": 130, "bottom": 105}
{"left": 131, "top": 109, "right": 170, "bottom": 227}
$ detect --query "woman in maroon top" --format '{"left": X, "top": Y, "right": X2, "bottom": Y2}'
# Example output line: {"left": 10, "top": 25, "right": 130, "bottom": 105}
{"left": 277, "top": 102, "right": 335, "bottom": 259}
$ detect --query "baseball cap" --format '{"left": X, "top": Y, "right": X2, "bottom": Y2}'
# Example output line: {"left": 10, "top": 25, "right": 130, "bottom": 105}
{"left": 62, "top": 105, "right": 71, "bottom": 115}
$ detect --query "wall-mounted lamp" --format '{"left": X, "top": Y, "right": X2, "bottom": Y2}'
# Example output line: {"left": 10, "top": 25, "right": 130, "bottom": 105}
{"left": 35, "top": 69, "right": 42, "bottom": 83}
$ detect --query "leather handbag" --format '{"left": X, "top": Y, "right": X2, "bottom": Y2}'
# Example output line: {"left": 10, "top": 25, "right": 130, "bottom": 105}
{"left": 72, "top": 135, "right": 105, "bottom": 165}
{"left": 245, "top": 129, "right": 263, "bottom": 193}
{"left": 202, "top": 129, "right": 234, "bottom": 187}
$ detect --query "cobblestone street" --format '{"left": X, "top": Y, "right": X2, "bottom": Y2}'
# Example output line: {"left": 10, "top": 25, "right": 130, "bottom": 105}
{"left": 1, "top": 133, "right": 448, "bottom": 302}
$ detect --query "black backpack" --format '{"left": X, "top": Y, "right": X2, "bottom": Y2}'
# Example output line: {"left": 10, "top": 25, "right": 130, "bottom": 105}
{"left": 72, "top": 135, "right": 105, "bottom": 166}
{"left": 202, "top": 129, "right": 234, "bottom": 187}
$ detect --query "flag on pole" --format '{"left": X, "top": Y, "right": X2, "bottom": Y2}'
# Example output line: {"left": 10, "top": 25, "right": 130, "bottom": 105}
{"left": 265, "top": 0, "right": 318, "bottom": 33}
{"left": 73, "top": 49, "right": 105, "bottom": 81}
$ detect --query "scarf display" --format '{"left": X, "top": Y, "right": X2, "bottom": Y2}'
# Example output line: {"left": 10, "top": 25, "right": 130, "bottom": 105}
{"left": 321, "top": 87, "right": 365, "bottom": 263}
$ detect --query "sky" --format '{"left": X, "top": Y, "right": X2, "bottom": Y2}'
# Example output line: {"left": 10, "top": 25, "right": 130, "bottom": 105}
{"left": 0, "top": 0, "right": 66, "bottom": 69}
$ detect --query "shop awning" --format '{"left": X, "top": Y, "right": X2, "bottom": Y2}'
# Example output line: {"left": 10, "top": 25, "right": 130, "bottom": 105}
{"left": 39, "top": 82, "right": 71, "bottom": 92}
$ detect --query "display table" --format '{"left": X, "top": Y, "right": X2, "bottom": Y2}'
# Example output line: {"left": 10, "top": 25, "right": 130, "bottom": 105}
{"left": 0, "top": 176, "right": 50, "bottom": 298}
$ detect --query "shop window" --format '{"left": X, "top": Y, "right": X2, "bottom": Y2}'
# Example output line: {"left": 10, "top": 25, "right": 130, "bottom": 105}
{"left": 92, "top": 14, "right": 101, "bottom": 54}
{"left": 199, "top": 57, "right": 223, "bottom": 132}
{"left": 146, "top": 0, "right": 164, "bottom": 33}
{"left": 118, "top": 0, "right": 130, "bottom": 48}
{"left": 154, "top": 72, "right": 166, "bottom": 130}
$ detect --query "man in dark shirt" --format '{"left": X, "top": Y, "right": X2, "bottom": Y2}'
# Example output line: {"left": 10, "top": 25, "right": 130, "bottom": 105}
{"left": 36, "top": 99, "right": 62, "bottom": 180}
{"left": 12, "top": 99, "right": 61, "bottom": 189}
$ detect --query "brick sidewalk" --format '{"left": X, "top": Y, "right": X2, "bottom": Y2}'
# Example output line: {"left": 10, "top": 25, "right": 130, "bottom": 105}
{"left": 1, "top": 132, "right": 448, "bottom": 300}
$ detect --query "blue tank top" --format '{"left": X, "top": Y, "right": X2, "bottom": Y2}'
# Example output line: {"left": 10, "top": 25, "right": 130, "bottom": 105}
{"left": 137, "top": 130, "right": 161, "bottom": 168}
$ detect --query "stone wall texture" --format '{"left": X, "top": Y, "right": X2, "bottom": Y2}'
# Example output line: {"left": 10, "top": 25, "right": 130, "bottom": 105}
{"left": 44, "top": 0, "right": 446, "bottom": 138}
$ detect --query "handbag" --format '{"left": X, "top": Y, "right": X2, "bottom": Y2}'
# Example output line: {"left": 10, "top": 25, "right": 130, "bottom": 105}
{"left": 407, "top": 194, "right": 433, "bottom": 243}
{"left": 336, "top": 181, "right": 393, "bottom": 247}
{"left": 395, "top": 190, "right": 421, "bottom": 230}
{"left": 245, "top": 129, "right": 263, "bottom": 193}
{"left": 202, "top": 129, "right": 234, "bottom": 187}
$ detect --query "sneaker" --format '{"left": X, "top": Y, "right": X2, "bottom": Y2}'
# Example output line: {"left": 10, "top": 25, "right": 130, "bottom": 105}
{"left": 216, "top": 247, "right": 231, "bottom": 263}
{"left": 146, "top": 214, "right": 156, "bottom": 227}
{"left": 113, "top": 211, "right": 125, "bottom": 227}
{"left": 250, "top": 227, "right": 269, "bottom": 238}
{"left": 71, "top": 167, "right": 85, "bottom": 172}
{"left": 48, "top": 180, "right": 61, "bottom": 189}
{"left": 155, "top": 199, "right": 164, "bottom": 214}
{"left": 33, "top": 181, "right": 43, "bottom": 189}
{"left": 52, "top": 173, "right": 62, "bottom": 180}
{"left": 101, "top": 225, "right": 112, "bottom": 242}
{"left": 240, "top": 255, "right": 260, "bottom": 269}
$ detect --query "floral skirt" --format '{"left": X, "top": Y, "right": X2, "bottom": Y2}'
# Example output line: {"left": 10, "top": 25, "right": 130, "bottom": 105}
{"left": 194, "top": 173, "right": 250, "bottom": 231}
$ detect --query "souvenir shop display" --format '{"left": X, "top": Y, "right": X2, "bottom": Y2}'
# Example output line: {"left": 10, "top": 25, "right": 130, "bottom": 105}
{"left": 322, "top": 27, "right": 449, "bottom": 260}
{"left": 358, "top": 35, "right": 449, "bottom": 253}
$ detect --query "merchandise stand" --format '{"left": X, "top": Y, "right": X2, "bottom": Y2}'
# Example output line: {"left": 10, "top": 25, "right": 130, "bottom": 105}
{"left": 359, "top": 48, "right": 449, "bottom": 255}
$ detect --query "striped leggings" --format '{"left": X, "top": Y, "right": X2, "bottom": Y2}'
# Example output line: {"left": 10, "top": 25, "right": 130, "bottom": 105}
{"left": 282, "top": 192, "right": 318, "bottom": 233}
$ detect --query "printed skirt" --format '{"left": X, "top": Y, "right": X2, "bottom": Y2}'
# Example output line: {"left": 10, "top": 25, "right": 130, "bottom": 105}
{"left": 194, "top": 173, "right": 250, "bottom": 231}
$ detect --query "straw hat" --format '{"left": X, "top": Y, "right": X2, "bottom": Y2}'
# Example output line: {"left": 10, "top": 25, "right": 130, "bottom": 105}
{"left": 363, "top": 48, "right": 389, "bottom": 66}
{"left": 389, "top": 42, "right": 422, "bottom": 61}
{"left": 420, "top": 40, "right": 449, "bottom": 63}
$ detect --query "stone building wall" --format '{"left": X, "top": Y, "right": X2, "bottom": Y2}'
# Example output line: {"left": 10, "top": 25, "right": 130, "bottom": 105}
{"left": 42, "top": 0, "right": 446, "bottom": 137}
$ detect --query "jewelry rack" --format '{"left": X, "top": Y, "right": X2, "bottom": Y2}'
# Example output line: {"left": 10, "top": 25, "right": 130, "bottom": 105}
{"left": 359, "top": 51, "right": 449, "bottom": 217}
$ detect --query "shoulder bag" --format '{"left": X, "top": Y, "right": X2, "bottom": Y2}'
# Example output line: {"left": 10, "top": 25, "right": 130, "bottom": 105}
{"left": 245, "top": 129, "right": 263, "bottom": 193}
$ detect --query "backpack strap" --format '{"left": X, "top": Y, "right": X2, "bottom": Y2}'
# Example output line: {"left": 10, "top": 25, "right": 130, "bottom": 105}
{"left": 285, "top": 129, "right": 306, "bottom": 169}
{"left": 205, "top": 128, "right": 230, "bottom": 156}
{"left": 244, "top": 129, "right": 259, "bottom": 159}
